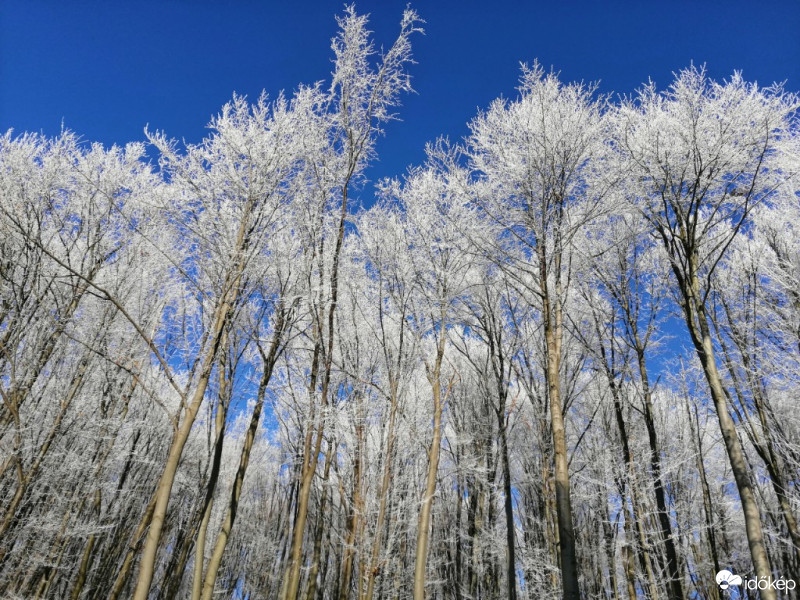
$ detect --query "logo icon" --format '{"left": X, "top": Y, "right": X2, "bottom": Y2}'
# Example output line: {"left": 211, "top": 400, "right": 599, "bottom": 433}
{"left": 716, "top": 570, "right": 743, "bottom": 590}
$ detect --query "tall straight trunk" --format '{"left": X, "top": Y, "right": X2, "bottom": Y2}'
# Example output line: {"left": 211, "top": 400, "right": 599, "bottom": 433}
{"left": 541, "top": 247, "right": 580, "bottom": 600}
{"left": 498, "top": 413, "right": 517, "bottom": 600}
{"left": 603, "top": 509, "right": 621, "bottom": 600}
{"left": 485, "top": 305, "right": 517, "bottom": 600}
{"left": 338, "top": 415, "right": 364, "bottom": 600}
{"left": 191, "top": 357, "right": 229, "bottom": 600}
{"left": 453, "top": 472, "right": 464, "bottom": 600}
{"left": 628, "top": 478, "right": 660, "bottom": 600}
{"left": 413, "top": 332, "right": 447, "bottom": 600}
{"left": 283, "top": 182, "right": 350, "bottom": 600}
{"left": 306, "top": 442, "right": 335, "bottom": 600}
{"left": 635, "top": 346, "right": 685, "bottom": 600}
{"left": 282, "top": 339, "right": 324, "bottom": 600}
{"left": 538, "top": 417, "right": 561, "bottom": 591}
{"left": 484, "top": 445, "right": 500, "bottom": 597}
{"left": 607, "top": 377, "right": 659, "bottom": 600}
{"left": 276, "top": 477, "right": 300, "bottom": 600}
{"left": 679, "top": 265, "right": 775, "bottom": 600}
{"left": 622, "top": 544, "right": 638, "bottom": 600}
{"left": 316, "top": 511, "right": 335, "bottom": 600}
{"left": 412, "top": 383, "right": 443, "bottom": 600}
{"left": 715, "top": 301, "right": 800, "bottom": 578}
{"left": 685, "top": 398, "right": 720, "bottom": 600}
{"left": 363, "top": 380, "right": 400, "bottom": 600}
{"left": 467, "top": 455, "right": 486, "bottom": 599}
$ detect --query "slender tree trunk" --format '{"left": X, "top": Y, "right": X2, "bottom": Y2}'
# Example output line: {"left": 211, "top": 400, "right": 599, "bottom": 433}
{"left": 131, "top": 300, "right": 232, "bottom": 600}
{"left": 131, "top": 195, "right": 256, "bottom": 600}
{"left": 283, "top": 342, "right": 324, "bottom": 600}
{"left": 542, "top": 284, "right": 580, "bottom": 600}
{"left": 606, "top": 374, "right": 659, "bottom": 600}
{"left": 453, "top": 471, "right": 464, "bottom": 600}
{"left": 316, "top": 513, "right": 335, "bottom": 600}
{"left": 540, "top": 425, "right": 561, "bottom": 591}
{"left": 635, "top": 346, "right": 685, "bottom": 600}
{"left": 629, "top": 478, "right": 660, "bottom": 600}
{"left": 363, "top": 381, "right": 399, "bottom": 600}
{"left": 603, "top": 509, "right": 621, "bottom": 600}
{"left": 467, "top": 459, "right": 485, "bottom": 599}
{"left": 679, "top": 267, "right": 775, "bottom": 600}
{"left": 306, "top": 441, "right": 335, "bottom": 600}
{"left": 498, "top": 412, "right": 517, "bottom": 600}
{"left": 715, "top": 302, "right": 800, "bottom": 577}
{"left": 412, "top": 387, "right": 443, "bottom": 600}
{"left": 338, "top": 416, "right": 364, "bottom": 600}
{"left": 191, "top": 357, "right": 229, "bottom": 600}
{"left": 69, "top": 488, "right": 102, "bottom": 600}
{"left": 157, "top": 509, "right": 203, "bottom": 600}
{"left": 413, "top": 335, "right": 446, "bottom": 600}
{"left": 200, "top": 329, "right": 284, "bottom": 600}
{"left": 622, "top": 544, "right": 638, "bottom": 600}
{"left": 689, "top": 396, "right": 721, "bottom": 574}
{"left": 108, "top": 493, "right": 157, "bottom": 600}
{"left": 283, "top": 182, "right": 350, "bottom": 600}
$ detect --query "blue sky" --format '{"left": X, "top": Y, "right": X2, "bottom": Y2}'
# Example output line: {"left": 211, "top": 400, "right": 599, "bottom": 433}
{"left": 2, "top": 0, "right": 799, "bottom": 189}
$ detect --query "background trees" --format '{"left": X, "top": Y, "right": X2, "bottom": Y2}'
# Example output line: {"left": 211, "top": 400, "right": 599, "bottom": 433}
{"left": 0, "top": 11, "right": 797, "bottom": 600}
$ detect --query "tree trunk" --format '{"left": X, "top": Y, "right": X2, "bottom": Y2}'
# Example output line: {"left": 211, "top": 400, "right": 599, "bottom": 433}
{"left": 680, "top": 267, "right": 775, "bottom": 600}
{"left": 283, "top": 181, "right": 350, "bottom": 600}
{"left": 606, "top": 374, "right": 659, "bottom": 600}
{"left": 715, "top": 301, "right": 800, "bottom": 578}
{"left": 131, "top": 192, "right": 257, "bottom": 600}
{"left": 543, "top": 291, "right": 580, "bottom": 600}
{"left": 498, "top": 411, "right": 517, "bottom": 600}
{"left": 191, "top": 362, "right": 229, "bottom": 600}
{"left": 338, "top": 416, "right": 364, "bottom": 600}
{"left": 363, "top": 380, "right": 399, "bottom": 600}
{"left": 306, "top": 442, "right": 335, "bottom": 600}
{"left": 108, "top": 493, "right": 157, "bottom": 600}
{"left": 200, "top": 329, "right": 284, "bottom": 600}
{"left": 635, "top": 346, "right": 685, "bottom": 600}
{"left": 131, "top": 298, "right": 233, "bottom": 600}
{"left": 413, "top": 334, "right": 447, "bottom": 600}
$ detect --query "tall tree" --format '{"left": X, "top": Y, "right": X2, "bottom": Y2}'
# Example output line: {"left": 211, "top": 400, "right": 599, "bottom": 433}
{"left": 279, "top": 8, "right": 420, "bottom": 598}
{"left": 612, "top": 66, "right": 798, "bottom": 598}
{"left": 469, "top": 63, "right": 606, "bottom": 600}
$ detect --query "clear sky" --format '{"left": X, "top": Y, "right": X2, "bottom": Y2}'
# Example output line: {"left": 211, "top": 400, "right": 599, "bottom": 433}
{"left": 2, "top": 0, "right": 799, "bottom": 188}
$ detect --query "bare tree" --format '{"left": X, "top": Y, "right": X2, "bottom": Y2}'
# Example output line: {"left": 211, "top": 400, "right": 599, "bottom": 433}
{"left": 612, "top": 66, "right": 798, "bottom": 598}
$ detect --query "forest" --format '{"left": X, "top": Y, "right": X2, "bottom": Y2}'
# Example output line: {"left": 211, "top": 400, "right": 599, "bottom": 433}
{"left": 0, "top": 7, "right": 799, "bottom": 600}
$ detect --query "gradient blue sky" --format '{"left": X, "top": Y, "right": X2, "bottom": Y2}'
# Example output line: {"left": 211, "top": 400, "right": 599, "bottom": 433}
{"left": 2, "top": 0, "right": 799, "bottom": 187}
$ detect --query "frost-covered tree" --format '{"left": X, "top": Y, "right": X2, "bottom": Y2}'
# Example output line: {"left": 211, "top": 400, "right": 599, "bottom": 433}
{"left": 468, "top": 62, "right": 607, "bottom": 600}
{"left": 1, "top": 14, "right": 799, "bottom": 600}
{"left": 611, "top": 66, "right": 798, "bottom": 598}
